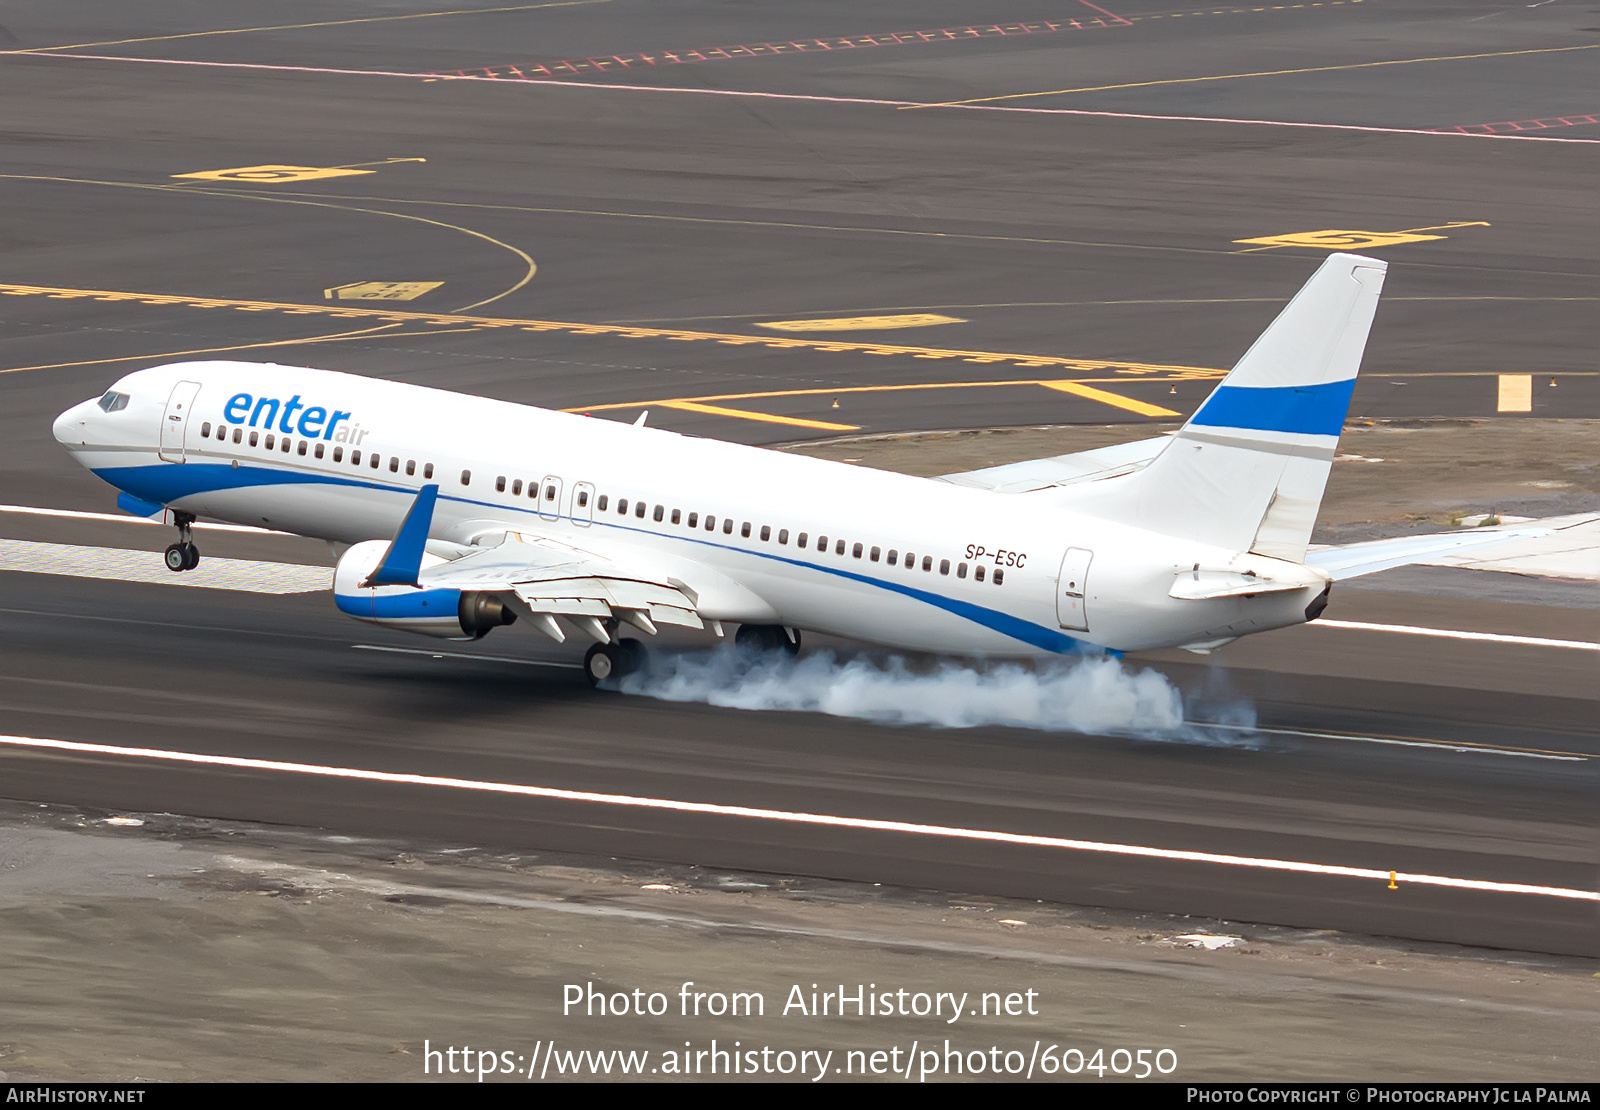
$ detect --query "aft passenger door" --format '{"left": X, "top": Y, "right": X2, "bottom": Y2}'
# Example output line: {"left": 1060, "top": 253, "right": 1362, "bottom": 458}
{"left": 158, "top": 380, "right": 202, "bottom": 463}
{"left": 1056, "top": 547, "right": 1092, "bottom": 631}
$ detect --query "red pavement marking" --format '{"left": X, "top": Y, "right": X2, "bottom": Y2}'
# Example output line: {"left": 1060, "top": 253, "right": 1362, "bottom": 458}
{"left": 1433, "top": 112, "right": 1600, "bottom": 135}
{"left": 444, "top": 18, "right": 1125, "bottom": 81}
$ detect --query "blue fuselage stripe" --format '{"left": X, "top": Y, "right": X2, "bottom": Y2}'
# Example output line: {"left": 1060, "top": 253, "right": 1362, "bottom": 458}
{"left": 1190, "top": 379, "right": 1354, "bottom": 437}
{"left": 98, "top": 461, "right": 1097, "bottom": 654}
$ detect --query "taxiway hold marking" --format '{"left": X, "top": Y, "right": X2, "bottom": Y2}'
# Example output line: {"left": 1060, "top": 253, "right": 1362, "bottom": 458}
{"left": 1041, "top": 380, "right": 1181, "bottom": 417}
{"left": 0, "top": 732, "right": 1592, "bottom": 902}
{"left": 757, "top": 314, "right": 967, "bottom": 332}
{"left": 0, "top": 282, "right": 1217, "bottom": 379}
{"left": 1315, "top": 619, "right": 1599, "bottom": 652}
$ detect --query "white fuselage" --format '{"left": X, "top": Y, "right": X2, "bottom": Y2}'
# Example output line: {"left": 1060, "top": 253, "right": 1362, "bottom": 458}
{"left": 53, "top": 361, "right": 1326, "bottom": 656}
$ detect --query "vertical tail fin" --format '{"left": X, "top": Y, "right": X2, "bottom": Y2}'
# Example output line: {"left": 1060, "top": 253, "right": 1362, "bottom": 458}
{"left": 1089, "top": 253, "right": 1386, "bottom": 560}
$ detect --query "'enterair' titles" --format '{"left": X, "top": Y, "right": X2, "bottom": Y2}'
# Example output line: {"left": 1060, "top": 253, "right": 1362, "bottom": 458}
{"left": 222, "top": 392, "right": 369, "bottom": 444}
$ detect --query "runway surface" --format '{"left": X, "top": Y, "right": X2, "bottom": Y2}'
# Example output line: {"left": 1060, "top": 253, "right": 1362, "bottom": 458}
{"left": 0, "top": 0, "right": 1596, "bottom": 958}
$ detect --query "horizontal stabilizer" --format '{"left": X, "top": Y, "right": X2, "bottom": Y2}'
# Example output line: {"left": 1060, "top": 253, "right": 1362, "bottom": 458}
{"left": 937, "top": 435, "right": 1171, "bottom": 494}
{"left": 1305, "top": 523, "right": 1566, "bottom": 580}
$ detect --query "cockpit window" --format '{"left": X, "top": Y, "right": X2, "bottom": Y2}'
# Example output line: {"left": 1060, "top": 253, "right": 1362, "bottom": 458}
{"left": 97, "top": 391, "right": 130, "bottom": 413}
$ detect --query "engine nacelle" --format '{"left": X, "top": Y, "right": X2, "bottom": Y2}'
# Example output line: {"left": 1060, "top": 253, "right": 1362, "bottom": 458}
{"left": 332, "top": 539, "right": 517, "bottom": 640}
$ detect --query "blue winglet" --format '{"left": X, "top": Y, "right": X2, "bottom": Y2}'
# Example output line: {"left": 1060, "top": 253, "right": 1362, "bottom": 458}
{"left": 360, "top": 484, "right": 439, "bottom": 588}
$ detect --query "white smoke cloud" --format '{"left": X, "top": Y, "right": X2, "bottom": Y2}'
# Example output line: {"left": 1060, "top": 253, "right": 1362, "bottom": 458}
{"left": 615, "top": 647, "right": 1247, "bottom": 740}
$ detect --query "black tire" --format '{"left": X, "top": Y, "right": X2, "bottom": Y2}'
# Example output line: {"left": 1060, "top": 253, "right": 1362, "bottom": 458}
{"left": 583, "top": 642, "right": 618, "bottom": 687}
{"left": 616, "top": 637, "right": 648, "bottom": 676}
{"left": 734, "top": 624, "right": 800, "bottom": 656}
{"left": 182, "top": 543, "right": 200, "bottom": 571}
{"left": 164, "top": 543, "right": 188, "bottom": 572}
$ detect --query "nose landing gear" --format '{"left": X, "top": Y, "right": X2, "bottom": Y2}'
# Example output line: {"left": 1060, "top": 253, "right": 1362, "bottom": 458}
{"left": 163, "top": 512, "right": 200, "bottom": 572}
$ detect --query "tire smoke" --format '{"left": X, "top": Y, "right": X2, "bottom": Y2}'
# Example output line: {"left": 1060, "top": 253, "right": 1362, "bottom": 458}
{"left": 616, "top": 646, "right": 1249, "bottom": 739}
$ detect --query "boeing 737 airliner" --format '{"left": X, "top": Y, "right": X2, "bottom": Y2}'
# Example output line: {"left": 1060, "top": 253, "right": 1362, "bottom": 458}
{"left": 52, "top": 254, "right": 1540, "bottom": 684}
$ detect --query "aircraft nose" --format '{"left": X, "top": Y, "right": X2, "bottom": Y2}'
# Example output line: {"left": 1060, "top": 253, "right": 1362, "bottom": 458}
{"left": 53, "top": 400, "right": 93, "bottom": 446}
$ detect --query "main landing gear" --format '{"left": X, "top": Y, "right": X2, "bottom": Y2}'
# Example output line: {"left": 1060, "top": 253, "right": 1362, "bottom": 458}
{"left": 163, "top": 511, "right": 200, "bottom": 572}
{"left": 734, "top": 624, "right": 800, "bottom": 656}
{"left": 583, "top": 637, "right": 648, "bottom": 687}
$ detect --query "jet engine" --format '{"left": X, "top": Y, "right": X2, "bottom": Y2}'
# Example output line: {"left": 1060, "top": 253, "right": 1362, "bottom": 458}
{"left": 332, "top": 539, "right": 516, "bottom": 640}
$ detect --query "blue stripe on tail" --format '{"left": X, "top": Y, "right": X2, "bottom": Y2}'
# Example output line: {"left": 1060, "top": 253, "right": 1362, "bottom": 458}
{"left": 1190, "top": 379, "right": 1355, "bottom": 437}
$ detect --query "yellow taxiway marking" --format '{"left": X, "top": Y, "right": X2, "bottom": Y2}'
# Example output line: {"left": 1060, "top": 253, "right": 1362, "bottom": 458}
{"left": 573, "top": 378, "right": 1190, "bottom": 426}
{"left": 10, "top": 2, "right": 609, "bottom": 53}
{"left": 1235, "top": 221, "right": 1490, "bottom": 251}
{"left": 0, "top": 281, "right": 1222, "bottom": 379}
{"left": 756, "top": 313, "right": 967, "bottom": 332}
{"left": 656, "top": 401, "right": 859, "bottom": 432}
{"left": 910, "top": 43, "right": 1600, "bottom": 109}
{"left": 0, "top": 324, "right": 420, "bottom": 376}
{"left": 324, "top": 281, "right": 445, "bottom": 301}
{"left": 1041, "top": 380, "right": 1181, "bottom": 417}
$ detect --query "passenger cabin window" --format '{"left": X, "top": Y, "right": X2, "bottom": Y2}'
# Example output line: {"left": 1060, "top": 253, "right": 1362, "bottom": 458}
{"left": 722, "top": 518, "right": 733, "bottom": 534}
{"left": 315, "top": 443, "right": 325, "bottom": 459}
{"left": 778, "top": 529, "right": 788, "bottom": 545}
{"left": 405, "top": 459, "right": 414, "bottom": 475}
{"left": 333, "top": 447, "right": 344, "bottom": 462}
{"left": 282, "top": 438, "right": 291, "bottom": 453}
{"left": 265, "top": 434, "right": 275, "bottom": 450}
{"left": 835, "top": 539, "right": 845, "bottom": 556}
{"left": 598, "top": 495, "right": 609, "bottom": 512}
{"left": 461, "top": 469, "right": 471, "bottom": 485}
{"left": 579, "top": 491, "right": 590, "bottom": 508}
{"left": 351, "top": 450, "right": 361, "bottom": 464}
{"left": 705, "top": 516, "right": 715, "bottom": 531}
{"left": 249, "top": 431, "right": 259, "bottom": 447}
{"left": 922, "top": 556, "right": 933, "bottom": 572}
{"left": 994, "top": 568, "right": 1005, "bottom": 585}
{"left": 975, "top": 565, "right": 985, "bottom": 582}
{"left": 817, "top": 536, "right": 827, "bottom": 551}
{"left": 741, "top": 522, "right": 751, "bottom": 538}
{"left": 654, "top": 505, "right": 664, "bottom": 522}
{"left": 760, "top": 526, "right": 771, "bottom": 542}
{"left": 200, "top": 422, "right": 211, "bottom": 437}
{"left": 635, "top": 501, "right": 646, "bottom": 517}
{"left": 511, "top": 479, "right": 522, "bottom": 495}
{"left": 496, "top": 476, "right": 506, "bottom": 492}
{"left": 299, "top": 442, "right": 309, "bottom": 457}
{"left": 870, "top": 546, "right": 880, "bottom": 562}
{"left": 233, "top": 428, "right": 243, "bottom": 444}
{"left": 548, "top": 485, "right": 558, "bottom": 502}
{"left": 852, "top": 543, "right": 863, "bottom": 559}
{"left": 687, "top": 512, "right": 697, "bottom": 528}
{"left": 940, "top": 559, "right": 951, "bottom": 576}
{"left": 424, "top": 463, "right": 434, "bottom": 479}
{"left": 798, "top": 533, "right": 808, "bottom": 548}
{"left": 887, "top": 549, "right": 898, "bottom": 566}
{"left": 371, "top": 453, "right": 380, "bottom": 469}
{"left": 618, "top": 499, "right": 628, "bottom": 514}
{"left": 670, "top": 508, "right": 680, "bottom": 524}
{"left": 957, "top": 562, "right": 967, "bottom": 579}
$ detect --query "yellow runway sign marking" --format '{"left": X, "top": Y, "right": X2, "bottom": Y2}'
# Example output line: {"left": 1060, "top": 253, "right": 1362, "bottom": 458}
{"left": 1497, "top": 374, "right": 1533, "bottom": 413}
{"left": 1234, "top": 221, "right": 1489, "bottom": 251}
{"left": 756, "top": 313, "right": 967, "bottom": 332}
{"left": 324, "top": 281, "right": 444, "bottom": 301}
{"left": 0, "top": 281, "right": 1221, "bottom": 380}
{"left": 174, "top": 165, "right": 375, "bottom": 184}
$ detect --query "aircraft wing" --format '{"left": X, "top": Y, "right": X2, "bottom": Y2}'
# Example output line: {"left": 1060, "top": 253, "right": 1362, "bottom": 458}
{"left": 1303, "top": 522, "right": 1576, "bottom": 580}
{"left": 935, "top": 435, "right": 1171, "bottom": 494}
{"left": 418, "top": 531, "right": 705, "bottom": 634}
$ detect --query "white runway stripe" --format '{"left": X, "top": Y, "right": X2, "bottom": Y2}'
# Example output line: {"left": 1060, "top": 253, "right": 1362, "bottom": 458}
{"left": 0, "top": 502, "right": 286, "bottom": 534}
{"left": 0, "top": 538, "right": 327, "bottom": 594}
{"left": 1315, "top": 619, "right": 1600, "bottom": 652}
{"left": 1, "top": 732, "right": 1592, "bottom": 904}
